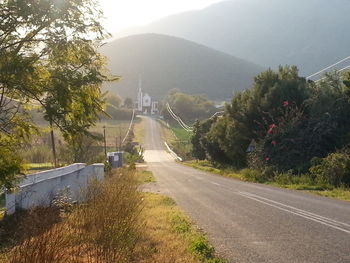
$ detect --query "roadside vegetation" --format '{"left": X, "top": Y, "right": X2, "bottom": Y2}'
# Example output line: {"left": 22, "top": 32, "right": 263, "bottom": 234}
{"left": 160, "top": 90, "right": 221, "bottom": 160}
{"left": 162, "top": 90, "right": 218, "bottom": 123}
{"left": 188, "top": 66, "right": 350, "bottom": 202}
{"left": 0, "top": 168, "right": 142, "bottom": 263}
{"left": 185, "top": 160, "right": 350, "bottom": 202}
{"left": 0, "top": 0, "right": 117, "bottom": 189}
{"left": 137, "top": 169, "right": 224, "bottom": 263}
{"left": 0, "top": 167, "right": 224, "bottom": 263}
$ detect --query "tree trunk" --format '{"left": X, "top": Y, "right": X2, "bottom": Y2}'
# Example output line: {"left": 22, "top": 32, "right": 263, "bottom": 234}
{"left": 49, "top": 119, "right": 57, "bottom": 168}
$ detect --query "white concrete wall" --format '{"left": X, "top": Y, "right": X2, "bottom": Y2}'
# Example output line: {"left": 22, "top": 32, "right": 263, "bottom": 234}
{"left": 6, "top": 163, "right": 104, "bottom": 215}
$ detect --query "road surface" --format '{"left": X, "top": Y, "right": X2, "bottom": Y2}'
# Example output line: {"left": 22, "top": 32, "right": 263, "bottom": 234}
{"left": 142, "top": 116, "right": 350, "bottom": 263}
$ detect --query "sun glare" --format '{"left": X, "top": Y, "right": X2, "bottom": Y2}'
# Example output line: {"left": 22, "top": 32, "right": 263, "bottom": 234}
{"left": 98, "top": 0, "right": 223, "bottom": 32}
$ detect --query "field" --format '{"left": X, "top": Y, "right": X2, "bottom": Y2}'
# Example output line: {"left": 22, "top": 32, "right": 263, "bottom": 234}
{"left": 90, "top": 120, "right": 132, "bottom": 149}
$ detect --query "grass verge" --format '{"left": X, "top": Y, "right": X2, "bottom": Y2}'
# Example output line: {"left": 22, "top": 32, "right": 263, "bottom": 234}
{"left": 135, "top": 193, "right": 224, "bottom": 263}
{"left": 136, "top": 169, "right": 224, "bottom": 263}
{"left": 134, "top": 116, "right": 145, "bottom": 145}
{"left": 184, "top": 160, "right": 350, "bottom": 202}
{"left": 157, "top": 120, "right": 193, "bottom": 160}
{"left": 0, "top": 167, "right": 224, "bottom": 263}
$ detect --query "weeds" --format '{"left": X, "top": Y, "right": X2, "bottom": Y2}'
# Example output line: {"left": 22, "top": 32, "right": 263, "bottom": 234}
{"left": 185, "top": 161, "right": 350, "bottom": 202}
{"left": 2, "top": 168, "right": 143, "bottom": 263}
{"left": 134, "top": 193, "right": 225, "bottom": 263}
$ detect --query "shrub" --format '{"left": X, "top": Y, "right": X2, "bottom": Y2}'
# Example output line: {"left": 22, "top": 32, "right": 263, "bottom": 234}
{"left": 309, "top": 152, "right": 350, "bottom": 187}
{"left": 240, "top": 168, "right": 268, "bottom": 183}
{"left": 58, "top": 132, "right": 105, "bottom": 164}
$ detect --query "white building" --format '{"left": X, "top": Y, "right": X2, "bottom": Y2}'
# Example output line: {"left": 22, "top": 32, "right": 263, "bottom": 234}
{"left": 136, "top": 78, "right": 159, "bottom": 115}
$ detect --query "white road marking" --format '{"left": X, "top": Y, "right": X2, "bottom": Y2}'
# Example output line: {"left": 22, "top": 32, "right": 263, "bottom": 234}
{"left": 240, "top": 191, "right": 350, "bottom": 228}
{"left": 238, "top": 191, "right": 350, "bottom": 235}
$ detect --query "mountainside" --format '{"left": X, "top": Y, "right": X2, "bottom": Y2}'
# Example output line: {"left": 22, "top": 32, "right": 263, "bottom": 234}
{"left": 101, "top": 34, "right": 263, "bottom": 100}
{"left": 115, "top": 0, "right": 350, "bottom": 76}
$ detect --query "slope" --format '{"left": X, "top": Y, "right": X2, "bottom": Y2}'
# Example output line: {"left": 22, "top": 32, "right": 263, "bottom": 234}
{"left": 101, "top": 34, "right": 263, "bottom": 100}
{"left": 115, "top": 0, "right": 350, "bottom": 76}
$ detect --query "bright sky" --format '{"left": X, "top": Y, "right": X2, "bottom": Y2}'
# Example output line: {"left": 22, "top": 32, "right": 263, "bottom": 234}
{"left": 98, "top": 0, "right": 223, "bottom": 33}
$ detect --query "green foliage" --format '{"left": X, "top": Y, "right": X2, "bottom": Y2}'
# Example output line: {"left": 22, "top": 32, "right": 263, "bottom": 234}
{"left": 0, "top": 147, "right": 23, "bottom": 189}
{"left": 192, "top": 66, "right": 350, "bottom": 179}
{"left": 171, "top": 214, "right": 191, "bottom": 234}
{"left": 164, "top": 90, "right": 217, "bottom": 122}
{"left": 0, "top": 0, "right": 114, "bottom": 186}
{"left": 191, "top": 119, "right": 215, "bottom": 160}
{"left": 102, "top": 105, "right": 133, "bottom": 121}
{"left": 59, "top": 132, "right": 105, "bottom": 164}
{"left": 123, "top": 97, "right": 133, "bottom": 109}
{"left": 240, "top": 168, "right": 269, "bottom": 183}
{"left": 309, "top": 152, "right": 350, "bottom": 187}
{"left": 106, "top": 94, "right": 122, "bottom": 108}
{"left": 21, "top": 145, "right": 52, "bottom": 164}
{"left": 190, "top": 236, "right": 225, "bottom": 263}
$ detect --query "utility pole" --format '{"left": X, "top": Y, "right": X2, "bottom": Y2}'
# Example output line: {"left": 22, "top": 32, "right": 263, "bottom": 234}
{"left": 103, "top": 126, "right": 107, "bottom": 157}
{"left": 119, "top": 127, "right": 122, "bottom": 151}
{"left": 115, "top": 134, "right": 118, "bottom": 151}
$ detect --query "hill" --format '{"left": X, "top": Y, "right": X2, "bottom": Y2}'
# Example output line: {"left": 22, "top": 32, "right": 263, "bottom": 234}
{"left": 115, "top": 0, "right": 350, "bottom": 76}
{"left": 101, "top": 34, "right": 263, "bottom": 100}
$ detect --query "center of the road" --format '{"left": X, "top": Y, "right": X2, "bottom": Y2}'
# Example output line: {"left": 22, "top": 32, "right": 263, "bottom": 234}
{"left": 209, "top": 182, "right": 350, "bottom": 235}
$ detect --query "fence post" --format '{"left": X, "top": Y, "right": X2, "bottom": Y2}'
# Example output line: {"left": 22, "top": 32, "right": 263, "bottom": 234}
{"left": 5, "top": 192, "right": 16, "bottom": 215}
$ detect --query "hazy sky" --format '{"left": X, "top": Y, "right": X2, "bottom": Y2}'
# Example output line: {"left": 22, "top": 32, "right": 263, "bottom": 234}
{"left": 98, "top": 0, "right": 223, "bottom": 33}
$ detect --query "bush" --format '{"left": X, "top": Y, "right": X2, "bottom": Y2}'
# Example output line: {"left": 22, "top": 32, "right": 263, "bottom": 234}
{"left": 240, "top": 168, "right": 268, "bottom": 183}
{"left": 274, "top": 172, "right": 316, "bottom": 186}
{"left": 309, "top": 152, "right": 350, "bottom": 187}
{"left": 58, "top": 133, "right": 105, "bottom": 164}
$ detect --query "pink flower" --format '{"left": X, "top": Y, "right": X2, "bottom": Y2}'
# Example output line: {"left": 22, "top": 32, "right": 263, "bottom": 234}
{"left": 271, "top": 140, "right": 277, "bottom": 146}
{"left": 265, "top": 157, "right": 270, "bottom": 161}
{"left": 267, "top": 124, "right": 277, "bottom": 134}
{"left": 283, "top": 101, "right": 289, "bottom": 107}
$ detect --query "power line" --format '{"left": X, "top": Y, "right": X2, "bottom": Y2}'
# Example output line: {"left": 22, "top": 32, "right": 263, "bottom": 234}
{"left": 307, "top": 55, "right": 350, "bottom": 79}
{"left": 314, "top": 64, "right": 350, "bottom": 83}
{"left": 166, "top": 103, "right": 190, "bottom": 131}
{"left": 121, "top": 109, "right": 135, "bottom": 144}
{"left": 209, "top": 111, "right": 225, "bottom": 119}
{"left": 166, "top": 103, "right": 193, "bottom": 132}
{"left": 167, "top": 103, "right": 192, "bottom": 130}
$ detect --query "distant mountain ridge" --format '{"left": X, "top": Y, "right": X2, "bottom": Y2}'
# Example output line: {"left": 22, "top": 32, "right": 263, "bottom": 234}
{"left": 101, "top": 34, "right": 263, "bottom": 100}
{"left": 114, "top": 0, "right": 350, "bottom": 76}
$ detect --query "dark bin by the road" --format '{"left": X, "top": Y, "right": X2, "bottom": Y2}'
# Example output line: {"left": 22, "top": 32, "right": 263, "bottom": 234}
{"left": 107, "top": 152, "right": 123, "bottom": 168}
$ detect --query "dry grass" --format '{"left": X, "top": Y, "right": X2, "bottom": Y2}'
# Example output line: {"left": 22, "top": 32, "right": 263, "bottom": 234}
{"left": 0, "top": 168, "right": 224, "bottom": 263}
{"left": 134, "top": 117, "right": 146, "bottom": 144}
{"left": 157, "top": 120, "right": 177, "bottom": 145}
{"left": 90, "top": 120, "right": 130, "bottom": 148}
{"left": 133, "top": 193, "right": 224, "bottom": 263}
{"left": 1, "top": 168, "right": 143, "bottom": 263}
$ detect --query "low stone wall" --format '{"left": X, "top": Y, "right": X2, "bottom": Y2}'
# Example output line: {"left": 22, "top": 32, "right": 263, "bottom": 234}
{"left": 6, "top": 163, "right": 104, "bottom": 215}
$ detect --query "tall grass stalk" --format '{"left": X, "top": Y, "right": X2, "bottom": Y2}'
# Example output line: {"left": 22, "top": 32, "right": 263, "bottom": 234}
{"left": 5, "top": 168, "right": 143, "bottom": 263}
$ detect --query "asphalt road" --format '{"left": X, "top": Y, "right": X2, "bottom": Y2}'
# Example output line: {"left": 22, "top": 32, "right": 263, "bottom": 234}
{"left": 142, "top": 116, "right": 350, "bottom": 263}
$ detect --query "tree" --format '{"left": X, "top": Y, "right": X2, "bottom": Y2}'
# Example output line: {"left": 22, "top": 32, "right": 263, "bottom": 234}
{"left": 165, "top": 91, "right": 216, "bottom": 122}
{"left": 124, "top": 97, "right": 133, "bottom": 109}
{"left": 106, "top": 94, "right": 122, "bottom": 108}
{"left": 0, "top": 0, "right": 113, "bottom": 187}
